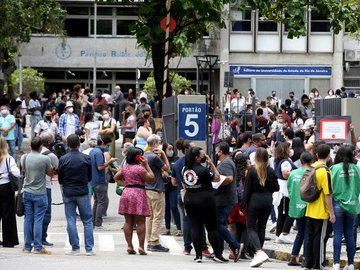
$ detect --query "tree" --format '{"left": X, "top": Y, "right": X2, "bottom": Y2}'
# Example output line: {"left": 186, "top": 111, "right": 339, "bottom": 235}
{"left": 143, "top": 72, "right": 193, "bottom": 98}
{"left": 0, "top": 0, "right": 66, "bottom": 96}
{"left": 9, "top": 67, "right": 45, "bottom": 96}
{"left": 233, "top": 0, "right": 360, "bottom": 39}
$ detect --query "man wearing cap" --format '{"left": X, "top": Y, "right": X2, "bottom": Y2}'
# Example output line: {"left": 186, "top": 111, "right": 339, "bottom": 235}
{"left": 59, "top": 101, "right": 81, "bottom": 144}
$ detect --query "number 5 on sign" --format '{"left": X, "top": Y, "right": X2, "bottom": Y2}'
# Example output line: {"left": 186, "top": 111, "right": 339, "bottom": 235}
{"left": 184, "top": 114, "right": 199, "bottom": 137}
{"left": 178, "top": 103, "right": 206, "bottom": 141}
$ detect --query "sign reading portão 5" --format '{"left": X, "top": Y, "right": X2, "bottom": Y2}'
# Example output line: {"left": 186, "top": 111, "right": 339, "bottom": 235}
{"left": 178, "top": 104, "right": 206, "bottom": 141}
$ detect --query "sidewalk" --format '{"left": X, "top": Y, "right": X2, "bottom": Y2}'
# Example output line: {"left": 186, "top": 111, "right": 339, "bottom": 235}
{"left": 263, "top": 221, "right": 360, "bottom": 268}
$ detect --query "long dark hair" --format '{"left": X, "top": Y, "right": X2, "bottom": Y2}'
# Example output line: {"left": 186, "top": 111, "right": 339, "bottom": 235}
{"left": 291, "top": 137, "right": 305, "bottom": 162}
{"left": 126, "top": 147, "right": 144, "bottom": 165}
{"left": 274, "top": 142, "right": 290, "bottom": 163}
{"left": 175, "top": 138, "right": 192, "bottom": 154}
{"left": 334, "top": 146, "right": 355, "bottom": 184}
{"left": 233, "top": 152, "right": 248, "bottom": 186}
{"left": 184, "top": 147, "right": 202, "bottom": 169}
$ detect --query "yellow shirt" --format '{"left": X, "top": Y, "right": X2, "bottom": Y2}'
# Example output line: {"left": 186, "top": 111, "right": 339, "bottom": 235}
{"left": 305, "top": 161, "right": 332, "bottom": 219}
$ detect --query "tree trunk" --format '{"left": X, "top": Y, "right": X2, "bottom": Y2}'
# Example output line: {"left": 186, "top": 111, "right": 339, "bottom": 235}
{"left": 0, "top": 49, "right": 5, "bottom": 97}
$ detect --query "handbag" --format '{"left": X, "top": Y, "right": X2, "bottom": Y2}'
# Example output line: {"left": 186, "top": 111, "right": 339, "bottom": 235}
{"left": 16, "top": 154, "right": 28, "bottom": 217}
{"left": 116, "top": 184, "right": 123, "bottom": 196}
{"left": 5, "top": 157, "right": 19, "bottom": 191}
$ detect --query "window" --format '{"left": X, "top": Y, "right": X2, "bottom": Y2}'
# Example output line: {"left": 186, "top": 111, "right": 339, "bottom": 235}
{"left": 311, "top": 11, "right": 330, "bottom": 32}
{"left": 231, "top": 9, "right": 252, "bottom": 32}
{"left": 65, "top": 19, "right": 89, "bottom": 37}
{"left": 91, "top": 7, "right": 113, "bottom": 16}
{"left": 90, "top": 19, "right": 113, "bottom": 35}
{"left": 117, "top": 7, "right": 138, "bottom": 16}
{"left": 66, "top": 7, "right": 89, "bottom": 15}
{"left": 117, "top": 20, "right": 135, "bottom": 35}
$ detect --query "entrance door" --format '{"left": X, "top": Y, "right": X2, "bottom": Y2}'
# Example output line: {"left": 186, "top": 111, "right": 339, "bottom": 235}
{"left": 256, "top": 78, "right": 305, "bottom": 104}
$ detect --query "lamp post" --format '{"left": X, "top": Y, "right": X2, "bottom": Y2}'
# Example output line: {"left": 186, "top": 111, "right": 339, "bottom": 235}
{"left": 93, "top": 1, "right": 97, "bottom": 94}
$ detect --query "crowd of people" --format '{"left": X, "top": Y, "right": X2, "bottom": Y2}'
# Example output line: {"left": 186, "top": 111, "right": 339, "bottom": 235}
{"left": 0, "top": 85, "right": 360, "bottom": 270}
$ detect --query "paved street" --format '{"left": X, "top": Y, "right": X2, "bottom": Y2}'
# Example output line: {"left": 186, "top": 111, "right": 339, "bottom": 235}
{"left": 0, "top": 180, "right": 295, "bottom": 270}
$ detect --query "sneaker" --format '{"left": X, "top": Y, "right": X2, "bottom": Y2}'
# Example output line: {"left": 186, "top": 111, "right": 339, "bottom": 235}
{"left": 288, "top": 257, "right": 301, "bottom": 266}
{"left": 146, "top": 245, "right": 153, "bottom": 251}
{"left": 94, "top": 225, "right": 105, "bottom": 230}
{"left": 344, "top": 264, "right": 354, "bottom": 270}
{"left": 232, "top": 243, "right": 244, "bottom": 263}
{"left": 33, "top": 248, "right": 51, "bottom": 255}
{"left": 213, "top": 255, "right": 229, "bottom": 263}
{"left": 42, "top": 241, "right": 54, "bottom": 247}
{"left": 270, "top": 222, "right": 277, "bottom": 233}
{"left": 183, "top": 250, "right": 191, "bottom": 255}
{"left": 86, "top": 250, "right": 96, "bottom": 256}
{"left": 333, "top": 263, "right": 340, "bottom": 270}
{"left": 150, "top": 244, "right": 169, "bottom": 252}
{"left": 194, "top": 256, "right": 202, "bottom": 263}
{"left": 275, "top": 237, "right": 283, "bottom": 243}
{"left": 22, "top": 249, "right": 31, "bottom": 253}
{"left": 202, "top": 249, "right": 213, "bottom": 258}
{"left": 239, "top": 253, "right": 252, "bottom": 261}
{"left": 66, "top": 250, "right": 81, "bottom": 256}
{"left": 278, "top": 233, "right": 294, "bottom": 244}
{"left": 250, "top": 250, "right": 269, "bottom": 267}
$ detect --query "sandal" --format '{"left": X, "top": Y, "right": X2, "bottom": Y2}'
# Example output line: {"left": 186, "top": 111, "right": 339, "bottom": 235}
{"left": 127, "top": 248, "right": 136, "bottom": 255}
{"left": 161, "top": 230, "right": 170, "bottom": 235}
{"left": 138, "top": 247, "right": 147, "bottom": 255}
{"left": 175, "top": 231, "right": 183, "bottom": 237}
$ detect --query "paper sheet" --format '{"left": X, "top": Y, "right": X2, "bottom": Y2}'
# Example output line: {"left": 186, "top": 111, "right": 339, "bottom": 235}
{"left": 212, "top": 175, "right": 226, "bottom": 189}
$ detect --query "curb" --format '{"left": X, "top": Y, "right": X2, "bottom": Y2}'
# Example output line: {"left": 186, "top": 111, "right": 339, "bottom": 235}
{"left": 264, "top": 248, "right": 360, "bottom": 269}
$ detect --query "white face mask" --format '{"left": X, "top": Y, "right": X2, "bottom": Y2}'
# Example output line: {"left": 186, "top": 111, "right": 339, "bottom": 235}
{"left": 1, "top": 109, "right": 8, "bottom": 115}
{"left": 103, "top": 113, "right": 109, "bottom": 120}
{"left": 356, "top": 142, "right": 360, "bottom": 149}
{"left": 67, "top": 107, "right": 74, "bottom": 113}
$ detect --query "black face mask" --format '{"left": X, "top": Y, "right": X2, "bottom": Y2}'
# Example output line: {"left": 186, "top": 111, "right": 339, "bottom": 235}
{"left": 125, "top": 112, "right": 130, "bottom": 119}
{"left": 200, "top": 156, "right": 207, "bottom": 163}
{"left": 45, "top": 116, "right": 52, "bottom": 121}
{"left": 80, "top": 137, "right": 85, "bottom": 143}
{"left": 272, "top": 94, "right": 276, "bottom": 97}
{"left": 305, "top": 136, "right": 311, "bottom": 141}
{"left": 290, "top": 95, "right": 294, "bottom": 99}
{"left": 143, "top": 114, "right": 150, "bottom": 119}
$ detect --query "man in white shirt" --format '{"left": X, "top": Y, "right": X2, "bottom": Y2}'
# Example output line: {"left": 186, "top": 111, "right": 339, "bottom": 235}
{"left": 29, "top": 91, "right": 42, "bottom": 139}
{"left": 34, "top": 111, "right": 59, "bottom": 138}
{"left": 40, "top": 133, "right": 59, "bottom": 247}
{"left": 230, "top": 94, "right": 245, "bottom": 114}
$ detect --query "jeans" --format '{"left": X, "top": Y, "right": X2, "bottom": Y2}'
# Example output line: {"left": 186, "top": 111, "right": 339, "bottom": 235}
{"left": 217, "top": 204, "right": 240, "bottom": 251}
{"left": 63, "top": 194, "right": 94, "bottom": 252}
{"left": 6, "top": 140, "right": 16, "bottom": 160}
{"left": 276, "top": 197, "right": 294, "bottom": 236}
{"left": 178, "top": 194, "right": 208, "bottom": 252}
{"left": 333, "top": 200, "right": 357, "bottom": 264}
{"left": 15, "top": 123, "right": 23, "bottom": 150}
{"left": 92, "top": 184, "right": 108, "bottom": 227}
{"left": 291, "top": 217, "right": 307, "bottom": 257}
{"left": 23, "top": 192, "right": 48, "bottom": 251}
{"left": 165, "top": 188, "right": 181, "bottom": 230}
{"left": 42, "top": 188, "right": 52, "bottom": 242}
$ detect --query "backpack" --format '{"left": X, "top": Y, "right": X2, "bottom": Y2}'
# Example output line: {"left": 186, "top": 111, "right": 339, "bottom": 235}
{"left": 103, "top": 118, "right": 119, "bottom": 140}
{"left": 53, "top": 141, "right": 66, "bottom": 159}
{"left": 218, "top": 123, "right": 231, "bottom": 141}
{"left": 300, "top": 164, "right": 327, "bottom": 202}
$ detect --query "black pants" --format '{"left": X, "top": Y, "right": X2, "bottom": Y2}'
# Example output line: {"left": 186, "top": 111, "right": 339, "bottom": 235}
{"left": 276, "top": 197, "right": 294, "bottom": 236}
{"left": 0, "top": 183, "right": 19, "bottom": 247}
{"left": 246, "top": 192, "right": 272, "bottom": 250}
{"left": 184, "top": 191, "right": 221, "bottom": 258}
{"left": 305, "top": 217, "right": 328, "bottom": 270}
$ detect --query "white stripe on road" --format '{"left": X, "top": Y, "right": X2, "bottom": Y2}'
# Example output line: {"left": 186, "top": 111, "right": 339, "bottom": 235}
{"left": 98, "top": 234, "right": 115, "bottom": 251}
{"left": 159, "top": 236, "right": 183, "bottom": 255}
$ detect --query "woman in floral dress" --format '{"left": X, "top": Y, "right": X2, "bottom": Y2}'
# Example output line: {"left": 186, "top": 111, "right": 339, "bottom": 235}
{"left": 115, "top": 147, "right": 154, "bottom": 255}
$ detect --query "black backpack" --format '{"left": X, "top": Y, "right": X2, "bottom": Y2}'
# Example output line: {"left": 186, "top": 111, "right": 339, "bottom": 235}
{"left": 53, "top": 141, "right": 66, "bottom": 159}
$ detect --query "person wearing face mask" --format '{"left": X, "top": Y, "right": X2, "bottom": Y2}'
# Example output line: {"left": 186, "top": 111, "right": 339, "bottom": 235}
{"left": 34, "top": 110, "right": 59, "bottom": 139}
{"left": 0, "top": 106, "right": 16, "bottom": 159}
{"left": 136, "top": 97, "right": 151, "bottom": 117}
{"left": 98, "top": 110, "right": 117, "bottom": 157}
{"left": 29, "top": 91, "right": 42, "bottom": 139}
{"left": 289, "top": 92, "right": 300, "bottom": 110}
{"left": 182, "top": 147, "right": 228, "bottom": 263}
{"left": 59, "top": 101, "right": 81, "bottom": 145}
{"left": 299, "top": 94, "right": 313, "bottom": 120}
{"left": 89, "top": 135, "right": 118, "bottom": 229}
{"left": 143, "top": 135, "right": 170, "bottom": 252}
{"left": 161, "top": 143, "right": 182, "bottom": 236}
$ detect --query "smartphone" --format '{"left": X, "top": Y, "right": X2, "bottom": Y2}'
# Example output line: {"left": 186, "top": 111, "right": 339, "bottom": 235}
{"left": 135, "top": 155, "right": 143, "bottom": 163}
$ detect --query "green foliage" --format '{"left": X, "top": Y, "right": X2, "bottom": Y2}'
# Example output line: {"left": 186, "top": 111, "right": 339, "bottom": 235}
{"left": 233, "top": 0, "right": 360, "bottom": 39}
{"left": 0, "top": 0, "right": 66, "bottom": 50}
{"left": 9, "top": 67, "right": 45, "bottom": 95}
{"left": 143, "top": 72, "right": 192, "bottom": 97}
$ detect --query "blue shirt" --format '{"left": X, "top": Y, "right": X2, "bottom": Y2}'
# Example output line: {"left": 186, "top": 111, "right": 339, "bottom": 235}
{"left": 0, "top": 114, "right": 16, "bottom": 140}
{"left": 171, "top": 157, "right": 185, "bottom": 194}
{"left": 58, "top": 150, "right": 92, "bottom": 197}
{"left": 89, "top": 146, "right": 106, "bottom": 188}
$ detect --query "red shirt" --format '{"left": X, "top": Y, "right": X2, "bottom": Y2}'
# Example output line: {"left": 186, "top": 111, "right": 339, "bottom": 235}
{"left": 93, "top": 97, "right": 108, "bottom": 108}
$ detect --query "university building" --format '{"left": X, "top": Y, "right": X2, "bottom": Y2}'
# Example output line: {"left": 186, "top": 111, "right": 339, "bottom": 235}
{"left": 18, "top": 1, "right": 360, "bottom": 104}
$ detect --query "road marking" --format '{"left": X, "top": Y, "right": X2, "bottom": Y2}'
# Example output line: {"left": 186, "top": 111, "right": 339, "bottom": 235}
{"left": 160, "top": 236, "right": 183, "bottom": 255}
{"left": 98, "top": 234, "right": 115, "bottom": 251}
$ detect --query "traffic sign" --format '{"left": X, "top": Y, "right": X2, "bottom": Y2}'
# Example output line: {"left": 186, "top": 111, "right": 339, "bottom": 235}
{"left": 178, "top": 103, "right": 206, "bottom": 141}
{"left": 160, "top": 17, "right": 176, "bottom": 32}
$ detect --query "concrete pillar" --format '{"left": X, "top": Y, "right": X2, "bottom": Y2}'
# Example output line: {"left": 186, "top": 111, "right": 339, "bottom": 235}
{"left": 332, "top": 30, "right": 344, "bottom": 89}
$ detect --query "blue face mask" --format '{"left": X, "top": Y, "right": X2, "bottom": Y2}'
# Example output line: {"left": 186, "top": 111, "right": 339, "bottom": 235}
{"left": 104, "top": 146, "right": 110, "bottom": 152}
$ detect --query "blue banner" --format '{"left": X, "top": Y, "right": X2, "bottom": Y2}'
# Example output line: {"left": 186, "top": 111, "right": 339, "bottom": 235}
{"left": 230, "top": 66, "right": 331, "bottom": 76}
{"left": 178, "top": 103, "right": 206, "bottom": 141}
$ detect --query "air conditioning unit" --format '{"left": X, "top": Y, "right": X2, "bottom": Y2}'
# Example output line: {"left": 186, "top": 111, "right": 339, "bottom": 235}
{"left": 345, "top": 50, "right": 360, "bottom": 61}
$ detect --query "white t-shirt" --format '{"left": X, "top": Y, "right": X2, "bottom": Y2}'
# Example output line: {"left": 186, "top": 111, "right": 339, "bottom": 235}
{"left": 293, "top": 118, "right": 304, "bottom": 130}
{"left": 29, "top": 99, "right": 41, "bottom": 115}
{"left": 0, "top": 155, "right": 20, "bottom": 185}
{"left": 85, "top": 121, "right": 100, "bottom": 140}
{"left": 65, "top": 114, "right": 76, "bottom": 138}
{"left": 102, "top": 118, "right": 116, "bottom": 129}
{"left": 41, "top": 147, "right": 59, "bottom": 189}
{"left": 230, "top": 97, "right": 245, "bottom": 113}
{"left": 34, "top": 120, "right": 59, "bottom": 138}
